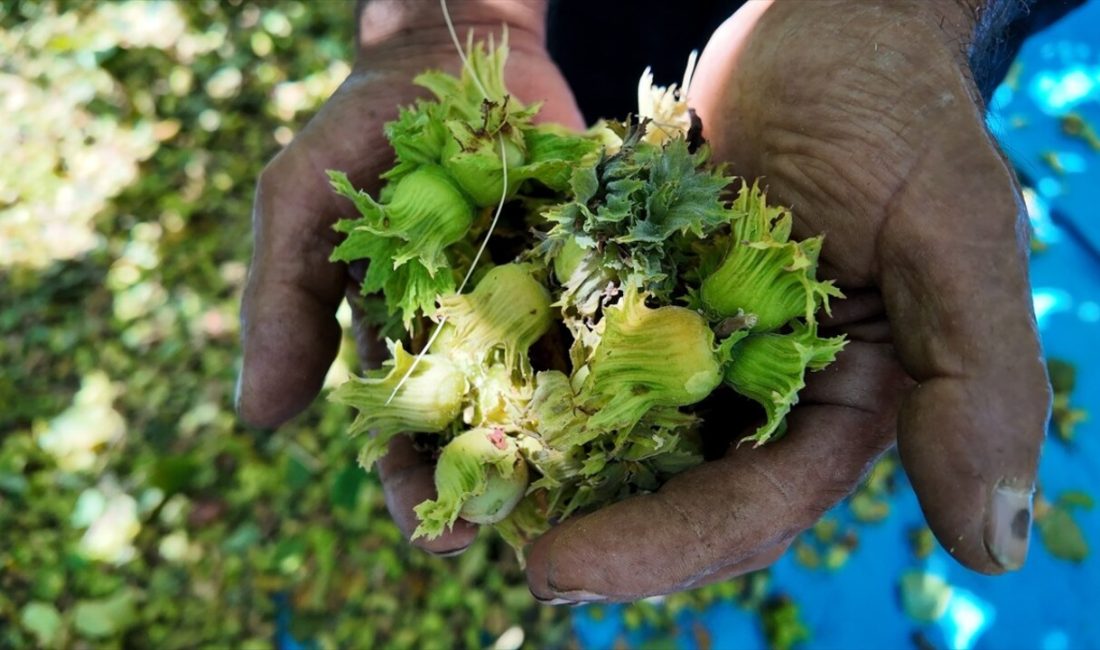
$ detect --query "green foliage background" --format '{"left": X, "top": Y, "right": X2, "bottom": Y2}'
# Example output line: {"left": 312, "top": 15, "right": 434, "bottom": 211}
{"left": 0, "top": 1, "right": 576, "bottom": 647}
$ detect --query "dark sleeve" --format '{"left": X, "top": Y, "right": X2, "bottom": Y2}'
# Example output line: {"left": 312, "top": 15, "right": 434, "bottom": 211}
{"left": 976, "top": 0, "right": 1089, "bottom": 101}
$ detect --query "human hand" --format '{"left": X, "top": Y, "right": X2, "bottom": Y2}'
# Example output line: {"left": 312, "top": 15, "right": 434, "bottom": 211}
{"left": 526, "top": 0, "right": 1048, "bottom": 603}
{"left": 236, "top": 2, "right": 583, "bottom": 554}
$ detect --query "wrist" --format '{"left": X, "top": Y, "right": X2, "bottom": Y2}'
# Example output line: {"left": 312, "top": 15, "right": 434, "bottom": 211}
{"left": 358, "top": 0, "right": 548, "bottom": 50}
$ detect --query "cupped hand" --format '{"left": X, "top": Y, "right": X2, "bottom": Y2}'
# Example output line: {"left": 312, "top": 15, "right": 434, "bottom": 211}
{"left": 237, "top": 21, "right": 584, "bottom": 555}
{"left": 527, "top": 0, "right": 1049, "bottom": 603}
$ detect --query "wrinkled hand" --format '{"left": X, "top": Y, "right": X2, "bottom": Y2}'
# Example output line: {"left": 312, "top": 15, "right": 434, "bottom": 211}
{"left": 527, "top": 0, "right": 1048, "bottom": 603}
{"left": 237, "top": 19, "right": 583, "bottom": 555}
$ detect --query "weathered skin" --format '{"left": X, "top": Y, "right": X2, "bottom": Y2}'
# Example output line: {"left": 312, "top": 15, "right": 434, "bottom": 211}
{"left": 239, "top": 0, "right": 1049, "bottom": 601}
{"left": 526, "top": 0, "right": 1048, "bottom": 602}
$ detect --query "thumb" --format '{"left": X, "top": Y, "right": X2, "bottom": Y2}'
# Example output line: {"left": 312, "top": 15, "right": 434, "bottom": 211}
{"left": 879, "top": 115, "right": 1049, "bottom": 573}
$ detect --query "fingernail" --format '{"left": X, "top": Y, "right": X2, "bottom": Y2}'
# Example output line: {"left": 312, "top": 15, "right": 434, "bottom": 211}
{"left": 552, "top": 590, "right": 607, "bottom": 604}
{"left": 430, "top": 546, "right": 469, "bottom": 558}
{"left": 986, "top": 484, "right": 1033, "bottom": 571}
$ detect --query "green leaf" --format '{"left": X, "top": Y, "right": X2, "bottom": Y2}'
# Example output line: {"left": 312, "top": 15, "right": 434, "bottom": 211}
{"left": 21, "top": 602, "right": 62, "bottom": 646}
{"left": 568, "top": 163, "right": 600, "bottom": 204}
{"left": 546, "top": 130, "right": 739, "bottom": 306}
{"left": 223, "top": 522, "right": 262, "bottom": 553}
{"left": 30, "top": 568, "right": 65, "bottom": 601}
{"left": 413, "top": 35, "right": 513, "bottom": 121}
{"left": 849, "top": 492, "right": 891, "bottom": 523}
{"left": 328, "top": 170, "right": 386, "bottom": 228}
{"left": 274, "top": 536, "right": 307, "bottom": 575}
{"left": 73, "top": 589, "right": 137, "bottom": 639}
{"left": 388, "top": 260, "right": 457, "bottom": 328}
{"left": 762, "top": 597, "right": 811, "bottom": 650}
{"left": 330, "top": 462, "right": 366, "bottom": 510}
{"left": 909, "top": 527, "right": 936, "bottom": 560}
{"left": 1058, "top": 490, "right": 1095, "bottom": 510}
{"left": 1047, "top": 358, "right": 1077, "bottom": 393}
{"left": 329, "top": 341, "right": 466, "bottom": 468}
{"left": 285, "top": 455, "right": 311, "bottom": 491}
{"left": 384, "top": 101, "right": 449, "bottom": 173}
{"left": 823, "top": 545, "right": 851, "bottom": 571}
{"left": 414, "top": 70, "right": 462, "bottom": 108}
{"left": 812, "top": 518, "right": 839, "bottom": 543}
{"left": 149, "top": 455, "right": 200, "bottom": 494}
{"left": 626, "top": 139, "right": 729, "bottom": 242}
{"left": 794, "top": 540, "right": 822, "bottom": 570}
{"left": 898, "top": 571, "right": 952, "bottom": 623}
{"left": 724, "top": 323, "right": 847, "bottom": 445}
{"left": 0, "top": 471, "right": 29, "bottom": 496}
{"left": 1038, "top": 506, "right": 1089, "bottom": 562}
{"left": 515, "top": 126, "right": 601, "bottom": 192}
{"left": 700, "top": 183, "right": 842, "bottom": 330}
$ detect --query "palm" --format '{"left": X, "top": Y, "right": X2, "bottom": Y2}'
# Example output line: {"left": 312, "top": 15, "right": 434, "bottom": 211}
{"left": 689, "top": 0, "right": 1045, "bottom": 575}
{"left": 693, "top": 2, "right": 995, "bottom": 287}
{"left": 526, "top": 0, "right": 1048, "bottom": 602}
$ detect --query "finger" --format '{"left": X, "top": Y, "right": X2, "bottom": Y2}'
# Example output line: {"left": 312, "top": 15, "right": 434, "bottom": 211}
{"left": 527, "top": 341, "right": 909, "bottom": 602}
{"left": 817, "top": 289, "right": 884, "bottom": 329}
{"left": 237, "top": 84, "right": 395, "bottom": 429}
{"left": 377, "top": 434, "right": 479, "bottom": 555}
{"left": 526, "top": 406, "right": 883, "bottom": 602}
{"left": 533, "top": 537, "right": 789, "bottom": 606}
{"left": 236, "top": 159, "right": 344, "bottom": 428}
{"left": 819, "top": 290, "right": 892, "bottom": 344}
{"left": 688, "top": 541, "right": 790, "bottom": 591}
{"left": 878, "top": 119, "right": 1048, "bottom": 573}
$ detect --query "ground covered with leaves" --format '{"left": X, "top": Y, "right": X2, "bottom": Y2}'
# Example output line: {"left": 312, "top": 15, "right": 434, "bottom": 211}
{"left": 2, "top": 2, "right": 1089, "bottom": 649}
{"left": 0, "top": 1, "right": 568, "bottom": 647}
